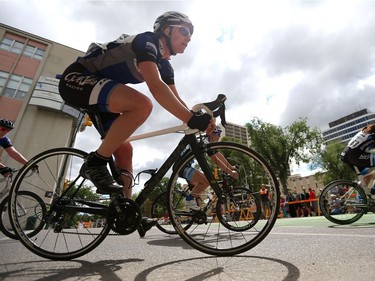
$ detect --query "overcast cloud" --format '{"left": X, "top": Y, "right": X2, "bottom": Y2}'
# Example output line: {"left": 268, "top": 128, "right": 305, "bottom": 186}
{"left": 2, "top": 0, "right": 375, "bottom": 191}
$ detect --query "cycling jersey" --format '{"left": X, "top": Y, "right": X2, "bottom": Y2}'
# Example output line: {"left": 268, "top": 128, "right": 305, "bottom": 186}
{"left": 77, "top": 32, "right": 174, "bottom": 85}
{"left": 346, "top": 131, "right": 375, "bottom": 152}
{"left": 341, "top": 130, "right": 375, "bottom": 170}
{"left": 59, "top": 31, "right": 175, "bottom": 134}
{"left": 0, "top": 136, "right": 12, "bottom": 149}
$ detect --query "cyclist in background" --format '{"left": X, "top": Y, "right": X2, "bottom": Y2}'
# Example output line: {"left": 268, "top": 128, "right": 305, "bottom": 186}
{"left": 58, "top": 11, "right": 212, "bottom": 236}
{"left": 341, "top": 124, "right": 375, "bottom": 195}
{"left": 178, "top": 120, "right": 239, "bottom": 210}
{"left": 0, "top": 119, "right": 29, "bottom": 177}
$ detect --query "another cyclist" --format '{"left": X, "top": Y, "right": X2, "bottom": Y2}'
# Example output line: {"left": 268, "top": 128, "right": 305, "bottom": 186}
{"left": 178, "top": 120, "right": 239, "bottom": 210}
{"left": 340, "top": 124, "right": 375, "bottom": 195}
{"left": 0, "top": 119, "right": 28, "bottom": 177}
{"left": 58, "top": 11, "right": 211, "bottom": 235}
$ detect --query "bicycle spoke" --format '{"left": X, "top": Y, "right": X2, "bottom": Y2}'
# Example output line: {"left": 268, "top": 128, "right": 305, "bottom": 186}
{"left": 9, "top": 148, "right": 110, "bottom": 260}
{"left": 168, "top": 142, "right": 279, "bottom": 256}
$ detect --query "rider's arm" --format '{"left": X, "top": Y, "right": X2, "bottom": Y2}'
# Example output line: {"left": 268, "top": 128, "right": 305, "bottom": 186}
{"left": 4, "top": 146, "right": 28, "bottom": 165}
{"left": 168, "top": 84, "right": 189, "bottom": 108}
{"left": 138, "top": 61, "right": 192, "bottom": 123}
{"left": 209, "top": 153, "right": 238, "bottom": 178}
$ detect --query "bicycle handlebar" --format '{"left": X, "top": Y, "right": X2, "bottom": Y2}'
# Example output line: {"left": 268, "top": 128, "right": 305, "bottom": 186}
{"left": 191, "top": 94, "right": 227, "bottom": 127}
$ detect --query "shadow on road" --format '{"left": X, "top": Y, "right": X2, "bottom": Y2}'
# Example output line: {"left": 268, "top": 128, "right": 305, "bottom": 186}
{"left": 134, "top": 255, "right": 300, "bottom": 281}
{"left": 0, "top": 254, "right": 299, "bottom": 281}
{"left": 0, "top": 258, "right": 143, "bottom": 281}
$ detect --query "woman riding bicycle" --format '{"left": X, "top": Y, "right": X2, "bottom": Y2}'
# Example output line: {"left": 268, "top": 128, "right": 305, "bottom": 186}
{"left": 58, "top": 11, "right": 212, "bottom": 235}
{"left": 0, "top": 119, "right": 29, "bottom": 177}
{"left": 176, "top": 119, "right": 239, "bottom": 210}
{"left": 340, "top": 124, "right": 375, "bottom": 195}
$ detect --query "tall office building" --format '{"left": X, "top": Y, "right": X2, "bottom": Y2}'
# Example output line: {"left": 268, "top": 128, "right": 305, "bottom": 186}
{"left": 219, "top": 122, "right": 249, "bottom": 146}
{"left": 322, "top": 109, "right": 375, "bottom": 144}
{"left": 0, "top": 24, "right": 84, "bottom": 166}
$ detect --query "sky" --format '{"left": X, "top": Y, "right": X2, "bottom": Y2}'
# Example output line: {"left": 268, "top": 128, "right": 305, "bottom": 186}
{"left": 2, "top": 0, "right": 375, "bottom": 191}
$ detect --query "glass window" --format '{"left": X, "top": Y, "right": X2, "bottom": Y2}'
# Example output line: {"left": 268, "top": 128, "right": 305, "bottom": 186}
{"left": 22, "top": 45, "right": 45, "bottom": 60}
{"left": 23, "top": 45, "right": 35, "bottom": 58}
{"left": 0, "top": 38, "right": 12, "bottom": 51}
{"left": 10, "top": 41, "right": 24, "bottom": 54}
{"left": 1, "top": 73, "right": 32, "bottom": 100}
{"left": 0, "top": 37, "right": 45, "bottom": 60}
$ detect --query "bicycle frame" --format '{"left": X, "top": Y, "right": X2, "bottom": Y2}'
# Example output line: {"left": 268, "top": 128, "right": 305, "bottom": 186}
{"left": 128, "top": 127, "right": 221, "bottom": 207}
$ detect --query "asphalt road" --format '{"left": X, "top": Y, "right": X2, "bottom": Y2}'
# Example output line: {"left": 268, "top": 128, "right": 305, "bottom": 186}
{"left": 0, "top": 214, "right": 374, "bottom": 281}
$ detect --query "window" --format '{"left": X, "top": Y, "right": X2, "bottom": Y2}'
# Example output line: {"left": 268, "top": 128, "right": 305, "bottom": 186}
{"left": 0, "top": 37, "right": 45, "bottom": 60}
{"left": 0, "top": 71, "right": 32, "bottom": 100}
{"left": 0, "top": 38, "right": 24, "bottom": 54}
{"left": 0, "top": 71, "right": 9, "bottom": 94}
{"left": 23, "top": 44, "right": 45, "bottom": 60}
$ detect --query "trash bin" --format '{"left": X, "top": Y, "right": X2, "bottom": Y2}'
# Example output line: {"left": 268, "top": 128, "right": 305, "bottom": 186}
{"left": 25, "top": 216, "right": 36, "bottom": 230}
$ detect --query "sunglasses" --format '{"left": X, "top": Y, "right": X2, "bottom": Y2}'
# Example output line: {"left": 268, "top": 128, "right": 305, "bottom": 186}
{"left": 0, "top": 127, "right": 12, "bottom": 133}
{"left": 169, "top": 25, "right": 192, "bottom": 37}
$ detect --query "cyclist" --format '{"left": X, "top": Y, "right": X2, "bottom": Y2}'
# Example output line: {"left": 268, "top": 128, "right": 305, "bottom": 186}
{"left": 0, "top": 119, "right": 28, "bottom": 177}
{"left": 58, "top": 11, "right": 212, "bottom": 235}
{"left": 340, "top": 124, "right": 375, "bottom": 195}
{"left": 177, "top": 120, "right": 239, "bottom": 210}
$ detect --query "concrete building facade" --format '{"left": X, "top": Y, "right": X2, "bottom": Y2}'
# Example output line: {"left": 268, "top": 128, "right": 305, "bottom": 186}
{"left": 0, "top": 24, "right": 84, "bottom": 167}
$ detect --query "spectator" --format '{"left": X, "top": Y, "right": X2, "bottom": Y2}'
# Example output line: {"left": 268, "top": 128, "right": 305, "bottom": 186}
{"left": 309, "top": 187, "right": 318, "bottom": 216}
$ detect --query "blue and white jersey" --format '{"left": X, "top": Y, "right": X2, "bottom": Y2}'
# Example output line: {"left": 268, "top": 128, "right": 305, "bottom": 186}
{"left": 0, "top": 136, "right": 12, "bottom": 149}
{"left": 77, "top": 32, "right": 174, "bottom": 85}
{"left": 347, "top": 131, "right": 375, "bottom": 152}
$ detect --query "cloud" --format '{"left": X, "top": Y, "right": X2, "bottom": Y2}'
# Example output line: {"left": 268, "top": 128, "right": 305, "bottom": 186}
{"left": 3, "top": 0, "right": 375, "bottom": 187}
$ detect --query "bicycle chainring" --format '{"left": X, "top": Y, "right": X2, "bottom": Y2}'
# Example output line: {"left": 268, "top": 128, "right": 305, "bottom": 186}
{"left": 107, "top": 197, "right": 142, "bottom": 235}
{"left": 192, "top": 210, "right": 207, "bottom": 224}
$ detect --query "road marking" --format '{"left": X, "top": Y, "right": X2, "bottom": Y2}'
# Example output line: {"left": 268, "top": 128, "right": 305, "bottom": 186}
{"left": 270, "top": 232, "right": 375, "bottom": 238}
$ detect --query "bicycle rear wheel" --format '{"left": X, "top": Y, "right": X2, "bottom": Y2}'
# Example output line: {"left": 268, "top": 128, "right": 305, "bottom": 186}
{"left": 0, "top": 191, "right": 46, "bottom": 240}
{"left": 319, "top": 179, "right": 367, "bottom": 225}
{"left": 9, "top": 147, "right": 111, "bottom": 260}
{"left": 167, "top": 142, "right": 280, "bottom": 256}
{"left": 151, "top": 191, "right": 193, "bottom": 235}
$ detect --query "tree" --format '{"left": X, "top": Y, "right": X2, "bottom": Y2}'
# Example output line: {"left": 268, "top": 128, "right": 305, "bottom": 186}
{"left": 246, "top": 117, "right": 323, "bottom": 195}
{"left": 313, "top": 140, "right": 357, "bottom": 184}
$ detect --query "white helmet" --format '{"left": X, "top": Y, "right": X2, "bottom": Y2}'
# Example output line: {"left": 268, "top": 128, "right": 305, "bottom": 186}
{"left": 153, "top": 11, "right": 194, "bottom": 35}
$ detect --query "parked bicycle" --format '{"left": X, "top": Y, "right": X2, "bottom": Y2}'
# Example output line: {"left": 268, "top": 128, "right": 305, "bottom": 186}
{"left": 319, "top": 165, "right": 375, "bottom": 225}
{"left": 9, "top": 94, "right": 280, "bottom": 260}
{"left": 0, "top": 167, "right": 45, "bottom": 239}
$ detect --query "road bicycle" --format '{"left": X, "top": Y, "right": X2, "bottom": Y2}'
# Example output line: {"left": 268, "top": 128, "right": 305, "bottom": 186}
{"left": 151, "top": 173, "right": 262, "bottom": 235}
{"left": 319, "top": 165, "right": 375, "bottom": 225}
{"left": 9, "top": 94, "right": 280, "bottom": 260}
{"left": 0, "top": 168, "right": 45, "bottom": 239}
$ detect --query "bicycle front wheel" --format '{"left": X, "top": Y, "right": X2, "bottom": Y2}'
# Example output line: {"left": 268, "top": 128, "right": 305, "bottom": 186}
{"left": 319, "top": 179, "right": 367, "bottom": 225}
{"left": 9, "top": 147, "right": 111, "bottom": 260}
{"left": 167, "top": 141, "right": 280, "bottom": 256}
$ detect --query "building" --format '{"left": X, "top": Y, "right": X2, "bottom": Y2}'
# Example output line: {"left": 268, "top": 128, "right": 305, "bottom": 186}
{"left": 322, "top": 109, "right": 375, "bottom": 144}
{"left": 0, "top": 24, "right": 84, "bottom": 166}
{"left": 287, "top": 174, "right": 325, "bottom": 194}
{"left": 220, "top": 122, "right": 249, "bottom": 146}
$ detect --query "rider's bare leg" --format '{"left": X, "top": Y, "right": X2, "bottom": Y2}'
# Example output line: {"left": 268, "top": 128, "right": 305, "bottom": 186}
{"left": 96, "top": 84, "right": 152, "bottom": 158}
{"left": 113, "top": 142, "right": 133, "bottom": 198}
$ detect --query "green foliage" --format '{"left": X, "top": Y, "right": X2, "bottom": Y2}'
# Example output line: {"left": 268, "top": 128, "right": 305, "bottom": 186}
{"left": 314, "top": 141, "right": 357, "bottom": 184}
{"left": 246, "top": 117, "right": 323, "bottom": 195}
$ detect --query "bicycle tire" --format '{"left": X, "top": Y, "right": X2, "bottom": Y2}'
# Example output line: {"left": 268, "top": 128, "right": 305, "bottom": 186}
{"left": 0, "top": 191, "right": 46, "bottom": 240}
{"left": 151, "top": 191, "right": 193, "bottom": 235}
{"left": 9, "top": 147, "right": 111, "bottom": 260}
{"left": 167, "top": 141, "right": 280, "bottom": 256}
{"left": 319, "top": 179, "right": 367, "bottom": 225}
{"left": 217, "top": 187, "right": 262, "bottom": 232}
